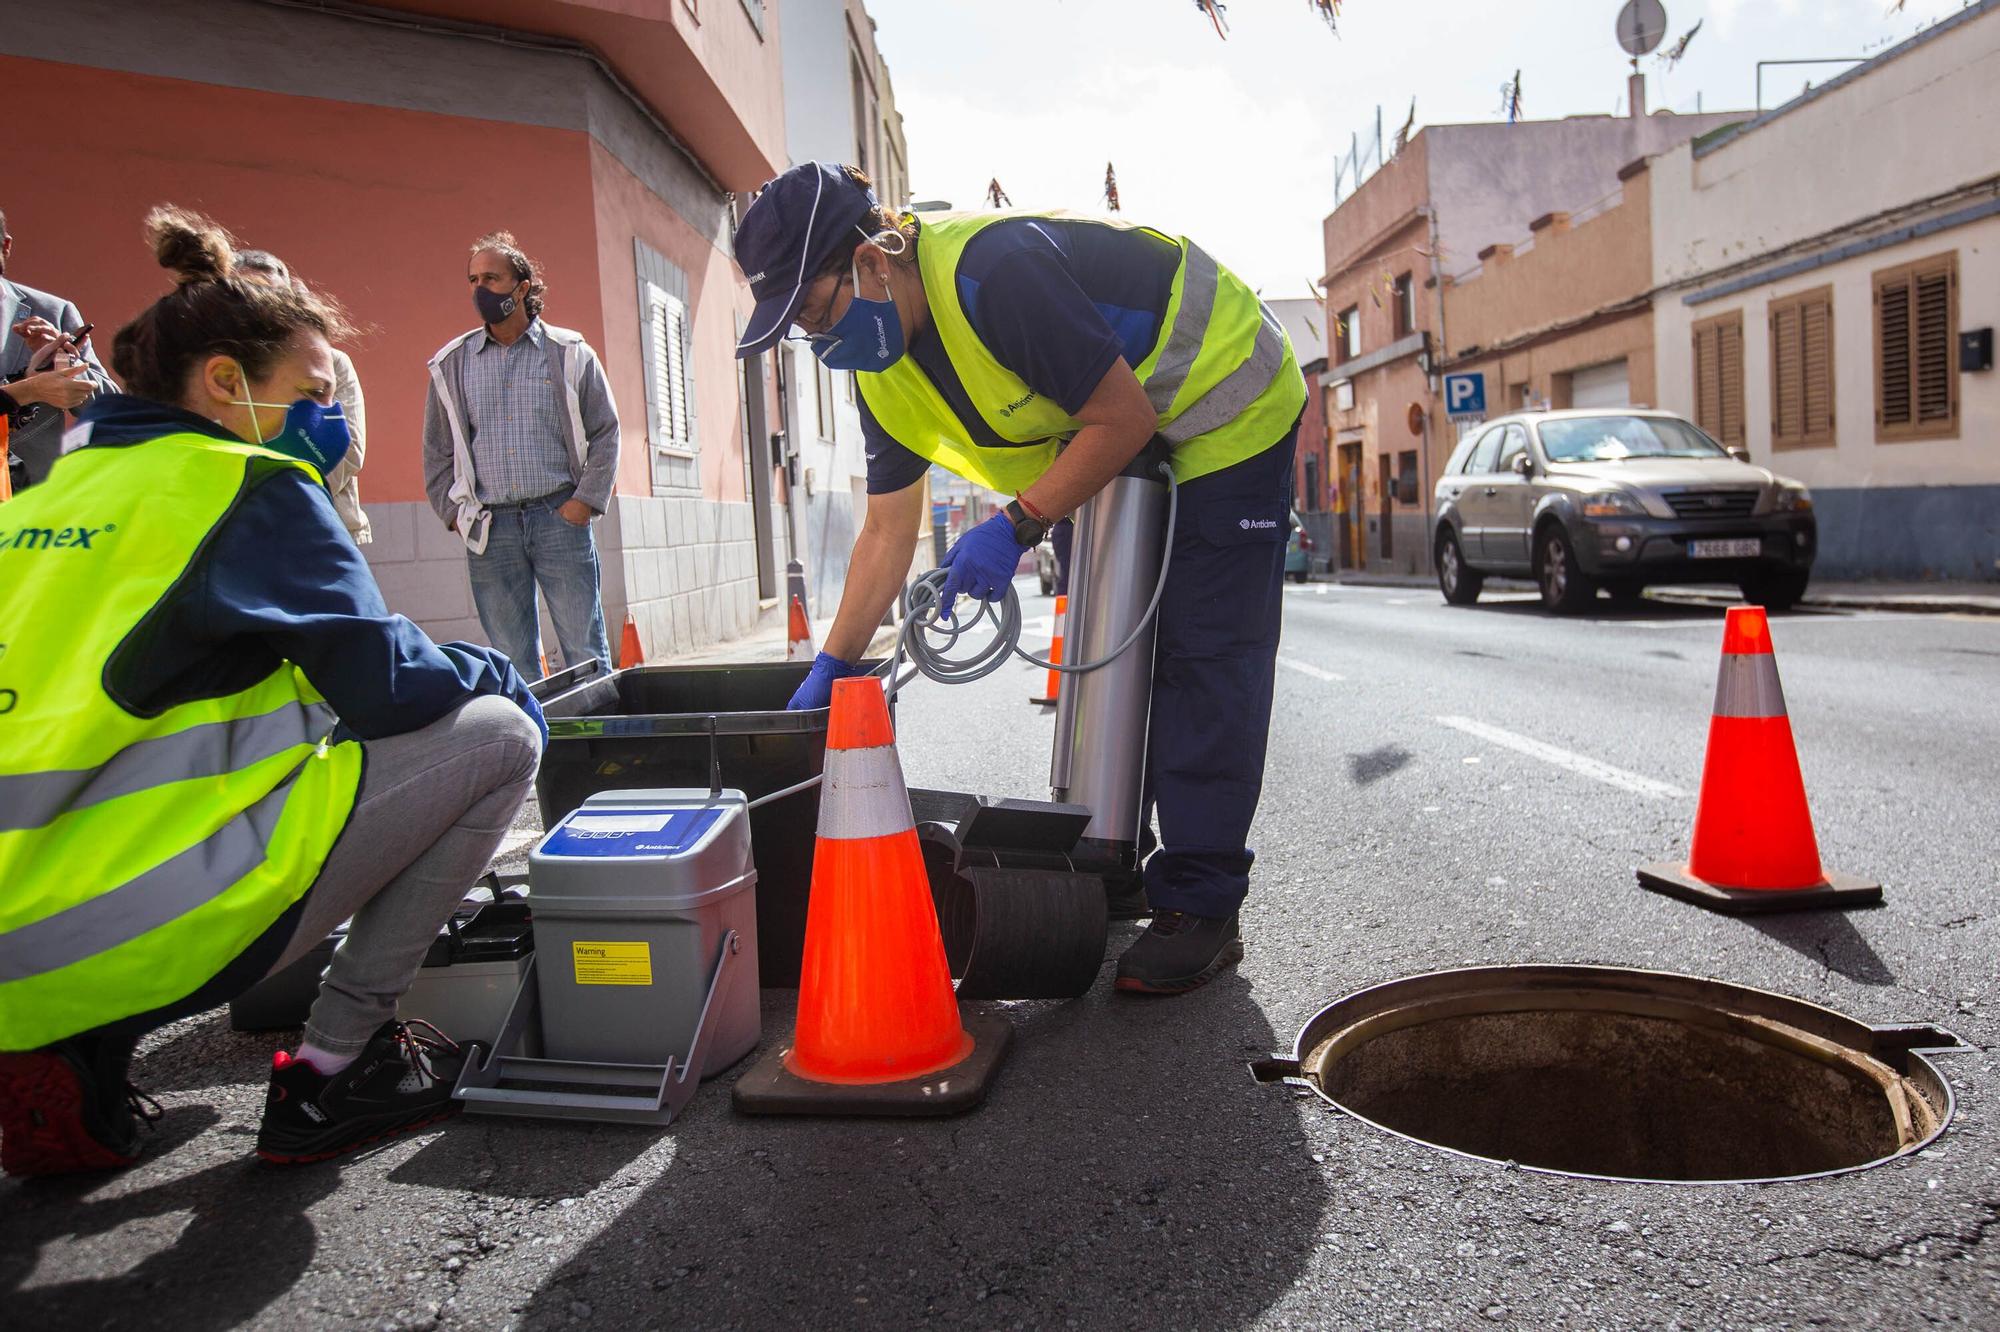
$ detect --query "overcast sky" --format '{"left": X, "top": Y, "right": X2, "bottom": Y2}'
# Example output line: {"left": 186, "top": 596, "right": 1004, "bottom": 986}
{"left": 864, "top": 0, "right": 1974, "bottom": 295}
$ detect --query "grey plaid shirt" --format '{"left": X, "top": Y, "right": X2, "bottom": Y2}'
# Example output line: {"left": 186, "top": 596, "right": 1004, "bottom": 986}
{"left": 459, "top": 320, "right": 574, "bottom": 505}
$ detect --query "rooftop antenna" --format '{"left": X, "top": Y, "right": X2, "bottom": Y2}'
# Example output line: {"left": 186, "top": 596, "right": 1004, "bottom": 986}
{"left": 1615, "top": 0, "right": 1668, "bottom": 117}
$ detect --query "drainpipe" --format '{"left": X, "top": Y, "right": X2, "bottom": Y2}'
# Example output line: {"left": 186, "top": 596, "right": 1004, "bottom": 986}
{"left": 1420, "top": 204, "right": 1448, "bottom": 571}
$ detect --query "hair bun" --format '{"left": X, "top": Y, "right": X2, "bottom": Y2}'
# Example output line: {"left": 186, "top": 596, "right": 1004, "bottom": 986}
{"left": 144, "top": 205, "right": 236, "bottom": 287}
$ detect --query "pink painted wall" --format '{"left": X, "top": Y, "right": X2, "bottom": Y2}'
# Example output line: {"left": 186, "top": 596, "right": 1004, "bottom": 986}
{"left": 0, "top": 55, "right": 605, "bottom": 506}
{"left": 587, "top": 139, "right": 754, "bottom": 502}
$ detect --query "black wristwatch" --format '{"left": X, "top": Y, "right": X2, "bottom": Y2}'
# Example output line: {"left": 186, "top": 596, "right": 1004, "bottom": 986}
{"left": 1003, "top": 498, "right": 1050, "bottom": 548}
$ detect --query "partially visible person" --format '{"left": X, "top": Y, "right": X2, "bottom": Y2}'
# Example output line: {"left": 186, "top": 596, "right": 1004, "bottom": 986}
{"left": 422, "top": 231, "right": 619, "bottom": 677}
{"left": 235, "top": 248, "right": 371, "bottom": 543}
{"left": 0, "top": 207, "right": 547, "bottom": 1177}
{"left": 0, "top": 205, "right": 118, "bottom": 487}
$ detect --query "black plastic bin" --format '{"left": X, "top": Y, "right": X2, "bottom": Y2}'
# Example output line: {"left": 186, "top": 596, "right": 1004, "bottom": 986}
{"left": 538, "top": 661, "right": 869, "bottom": 987}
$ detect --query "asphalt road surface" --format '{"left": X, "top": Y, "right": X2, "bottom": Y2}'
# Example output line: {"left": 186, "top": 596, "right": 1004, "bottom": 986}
{"left": 7, "top": 580, "right": 1997, "bottom": 1330}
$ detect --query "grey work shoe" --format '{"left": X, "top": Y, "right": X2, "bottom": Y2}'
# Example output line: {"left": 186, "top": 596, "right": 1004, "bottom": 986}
{"left": 1114, "top": 911, "right": 1243, "bottom": 995}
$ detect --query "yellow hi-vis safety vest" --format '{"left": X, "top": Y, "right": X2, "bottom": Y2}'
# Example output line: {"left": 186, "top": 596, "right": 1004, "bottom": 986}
{"left": 0, "top": 432, "right": 363, "bottom": 1050}
{"left": 858, "top": 213, "right": 1307, "bottom": 494}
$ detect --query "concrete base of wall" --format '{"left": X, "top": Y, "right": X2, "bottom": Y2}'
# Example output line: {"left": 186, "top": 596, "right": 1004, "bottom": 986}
{"left": 1812, "top": 484, "right": 2000, "bottom": 581}
{"left": 1360, "top": 513, "right": 1435, "bottom": 577}
{"left": 361, "top": 497, "right": 763, "bottom": 668}
{"left": 600, "top": 495, "right": 760, "bottom": 663}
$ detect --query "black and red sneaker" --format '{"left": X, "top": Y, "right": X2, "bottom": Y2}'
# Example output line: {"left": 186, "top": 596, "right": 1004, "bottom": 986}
{"left": 255, "top": 1020, "right": 480, "bottom": 1165}
{"left": 0, "top": 1033, "right": 161, "bottom": 1178}
{"left": 1114, "top": 911, "right": 1244, "bottom": 995}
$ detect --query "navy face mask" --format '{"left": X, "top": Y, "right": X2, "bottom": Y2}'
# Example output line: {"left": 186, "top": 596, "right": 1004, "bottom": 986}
{"left": 474, "top": 282, "right": 522, "bottom": 326}
{"left": 809, "top": 256, "right": 905, "bottom": 373}
{"left": 234, "top": 369, "right": 352, "bottom": 478}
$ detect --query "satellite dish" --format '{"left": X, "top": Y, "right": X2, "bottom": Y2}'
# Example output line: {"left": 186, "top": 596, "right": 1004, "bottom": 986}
{"left": 1615, "top": 0, "right": 1668, "bottom": 58}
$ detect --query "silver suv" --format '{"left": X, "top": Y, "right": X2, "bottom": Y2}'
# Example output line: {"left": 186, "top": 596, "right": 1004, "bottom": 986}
{"left": 1432, "top": 410, "right": 1816, "bottom": 614}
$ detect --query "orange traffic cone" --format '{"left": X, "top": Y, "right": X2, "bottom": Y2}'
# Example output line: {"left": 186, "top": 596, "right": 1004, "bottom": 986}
{"left": 1030, "top": 594, "right": 1066, "bottom": 706}
{"left": 1637, "top": 606, "right": 1881, "bottom": 913}
{"left": 619, "top": 614, "right": 644, "bottom": 669}
{"left": 733, "top": 675, "right": 1011, "bottom": 1115}
{"left": 786, "top": 594, "right": 814, "bottom": 663}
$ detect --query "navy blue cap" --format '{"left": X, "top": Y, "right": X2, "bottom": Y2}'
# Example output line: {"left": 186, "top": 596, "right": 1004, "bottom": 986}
{"left": 734, "top": 162, "right": 879, "bottom": 358}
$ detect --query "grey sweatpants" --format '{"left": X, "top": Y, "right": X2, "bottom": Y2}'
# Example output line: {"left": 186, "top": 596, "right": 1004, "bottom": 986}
{"left": 265, "top": 695, "right": 541, "bottom": 1055}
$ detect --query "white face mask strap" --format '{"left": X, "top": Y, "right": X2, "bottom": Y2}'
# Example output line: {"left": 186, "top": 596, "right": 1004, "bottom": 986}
{"left": 852, "top": 223, "right": 904, "bottom": 300}
{"left": 231, "top": 360, "right": 295, "bottom": 445}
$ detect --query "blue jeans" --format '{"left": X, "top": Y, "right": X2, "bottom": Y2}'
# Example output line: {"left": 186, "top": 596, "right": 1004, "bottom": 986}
{"left": 466, "top": 490, "right": 610, "bottom": 678}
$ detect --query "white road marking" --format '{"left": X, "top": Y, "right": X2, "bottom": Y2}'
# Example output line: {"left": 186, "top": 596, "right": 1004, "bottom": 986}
{"left": 1277, "top": 655, "right": 1346, "bottom": 682}
{"left": 1436, "top": 715, "right": 1689, "bottom": 800}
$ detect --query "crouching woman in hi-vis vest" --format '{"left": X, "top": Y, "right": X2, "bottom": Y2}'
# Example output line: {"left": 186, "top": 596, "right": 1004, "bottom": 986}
{"left": 732, "top": 164, "right": 1305, "bottom": 996}
{"left": 0, "top": 208, "right": 548, "bottom": 1176}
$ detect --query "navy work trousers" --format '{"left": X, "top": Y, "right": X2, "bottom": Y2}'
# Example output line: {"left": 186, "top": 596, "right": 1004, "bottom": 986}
{"left": 1140, "top": 415, "right": 1298, "bottom": 919}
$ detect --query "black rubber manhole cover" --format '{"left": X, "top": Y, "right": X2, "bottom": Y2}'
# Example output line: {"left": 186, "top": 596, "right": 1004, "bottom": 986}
{"left": 1257, "top": 965, "right": 1969, "bottom": 1183}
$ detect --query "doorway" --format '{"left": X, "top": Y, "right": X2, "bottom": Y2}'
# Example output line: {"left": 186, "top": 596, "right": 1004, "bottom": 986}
{"left": 1337, "top": 441, "right": 1362, "bottom": 569}
{"left": 1377, "top": 453, "right": 1394, "bottom": 562}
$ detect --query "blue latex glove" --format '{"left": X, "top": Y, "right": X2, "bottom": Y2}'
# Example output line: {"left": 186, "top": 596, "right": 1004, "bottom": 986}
{"left": 788, "top": 650, "right": 860, "bottom": 711}
{"left": 937, "top": 511, "right": 1027, "bottom": 622}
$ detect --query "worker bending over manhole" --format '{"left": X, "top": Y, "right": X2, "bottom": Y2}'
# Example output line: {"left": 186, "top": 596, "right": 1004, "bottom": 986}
{"left": 731, "top": 163, "right": 1306, "bottom": 994}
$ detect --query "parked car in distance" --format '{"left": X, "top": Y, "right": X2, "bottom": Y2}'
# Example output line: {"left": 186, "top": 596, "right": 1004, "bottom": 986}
{"left": 1432, "top": 410, "right": 1816, "bottom": 614}
{"left": 1285, "top": 510, "right": 1313, "bottom": 583}
{"left": 1035, "top": 538, "right": 1058, "bottom": 595}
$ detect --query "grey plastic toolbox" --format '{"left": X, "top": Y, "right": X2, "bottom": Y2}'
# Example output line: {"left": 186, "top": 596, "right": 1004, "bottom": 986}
{"left": 455, "top": 788, "right": 761, "bottom": 1125}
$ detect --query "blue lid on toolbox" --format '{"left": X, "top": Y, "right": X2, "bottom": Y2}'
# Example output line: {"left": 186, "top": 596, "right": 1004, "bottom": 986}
{"left": 530, "top": 789, "right": 756, "bottom": 915}
{"left": 540, "top": 806, "right": 724, "bottom": 859}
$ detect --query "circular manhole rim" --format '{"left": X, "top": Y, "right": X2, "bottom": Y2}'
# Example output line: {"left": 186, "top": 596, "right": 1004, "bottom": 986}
{"left": 1264, "top": 964, "right": 1966, "bottom": 1186}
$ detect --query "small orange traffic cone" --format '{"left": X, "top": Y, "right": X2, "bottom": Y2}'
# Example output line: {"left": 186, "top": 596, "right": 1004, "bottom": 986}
{"left": 619, "top": 614, "right": 644, "bottom": 669}
{"left": 786, "top": 594, "right": 814, "bottom": 662}
{"left": 733, "top": 675, "right": 1010, "bottom": 1115}
{"left": 1030, "top": 594, "right": 1066, "bottom": 706}
{"left": 1637, "top": 606, "right": 1881, "bottom": 913}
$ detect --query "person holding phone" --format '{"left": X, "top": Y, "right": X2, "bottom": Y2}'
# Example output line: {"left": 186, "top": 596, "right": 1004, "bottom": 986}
{"left": 0, "top": 206, "right": 117, "bottom": 487}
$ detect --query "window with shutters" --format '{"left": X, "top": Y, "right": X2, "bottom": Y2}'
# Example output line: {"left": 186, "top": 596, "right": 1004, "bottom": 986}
{"left": 647, "top": 285, "right": 695, "bottom": 453}
{"left": 1874, "top": 252, "right": 1959, "bottom": 443}
{"left": 1690, "top": 309, "right": 1745, "bottom": 450}
{"left": 1768, "top": 287, "right": 1834, "bottom": 450}
{"left": 635, "top": 238, "right": 700, "bottom": 494}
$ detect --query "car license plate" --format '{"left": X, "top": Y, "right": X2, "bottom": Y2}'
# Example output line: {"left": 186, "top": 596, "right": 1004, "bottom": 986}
{"left": 1689, "top": 538, "right": 1762, "bottom": 559}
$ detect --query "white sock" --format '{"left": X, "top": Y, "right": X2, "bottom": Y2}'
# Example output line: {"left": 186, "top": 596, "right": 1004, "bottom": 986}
{"left": 295, "top": 1041, "right": 357, "bottom": 1075}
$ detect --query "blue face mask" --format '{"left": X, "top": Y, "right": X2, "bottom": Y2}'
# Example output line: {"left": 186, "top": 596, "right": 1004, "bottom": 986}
{"left": 809, "top": 258, "right": 905, "bottom": 373}
{"left": 234, "top": 367, "right": 352, "bottom": 478}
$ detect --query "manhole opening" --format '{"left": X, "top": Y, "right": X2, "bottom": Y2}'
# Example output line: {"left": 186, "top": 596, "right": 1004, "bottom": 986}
{"left": 1281, "top": 968, "right": 1961, "bottom": 1183}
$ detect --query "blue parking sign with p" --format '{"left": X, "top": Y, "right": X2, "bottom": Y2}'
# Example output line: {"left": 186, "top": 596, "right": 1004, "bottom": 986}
{"left": 1444, "top": 372, "right": 1486, "bottom": 418}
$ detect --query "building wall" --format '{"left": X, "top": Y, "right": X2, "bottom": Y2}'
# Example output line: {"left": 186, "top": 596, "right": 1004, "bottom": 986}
{"left": 1321, "top": 206, "right": 1436, "bottom": 575}
{"left": 775, "top": 0, "right": 915, "bottom": 619}
{"left": 1422, "top": 113, "right": 1744, "bottom": 281}
{"left": 1442, "top": 168, "right": 1655, "bottom": 426}
{"left": 1450, "top": 312, "right": 1656, "bottom": 422}
{"left": 386, "top": 0, "right": 787, "bottom": 188}
{"left": 1651, "top": 6, "right": 2000, "bottom": 288}
{"left": 1650, "top": 4, "right": 2000, "bottom": 579}
{"left": 5, "top": 0, "right": 774, "bottom": 657}
{"left": 1445, "top": 171, "right": 1652, "bottom": 360}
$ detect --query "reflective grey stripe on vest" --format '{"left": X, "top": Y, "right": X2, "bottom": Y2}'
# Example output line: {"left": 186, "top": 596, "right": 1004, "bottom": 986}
{"left": 0, "top": 701, "right": 332, "bottom": 834}
{"left": 1713, "top": 653, "right": 1789, "bottom": 719}
{"left": 1159, "top": 300, "right": 1289, "bottom": 445}
{"left": 0, "top": 769, "right": 299, "bottom": 983}
{"left": 1143, "top": 243, "right": 1220, "bottom": 418}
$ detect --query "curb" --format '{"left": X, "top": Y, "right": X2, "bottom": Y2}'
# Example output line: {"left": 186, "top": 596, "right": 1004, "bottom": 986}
{"left": 1648, "top": 587, "right": 2000, "bottom": 618}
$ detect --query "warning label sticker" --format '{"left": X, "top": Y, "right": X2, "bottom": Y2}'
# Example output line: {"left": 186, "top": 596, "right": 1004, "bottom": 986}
{"left": 571, "top": 941, "right": 653, "bottom": 986}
